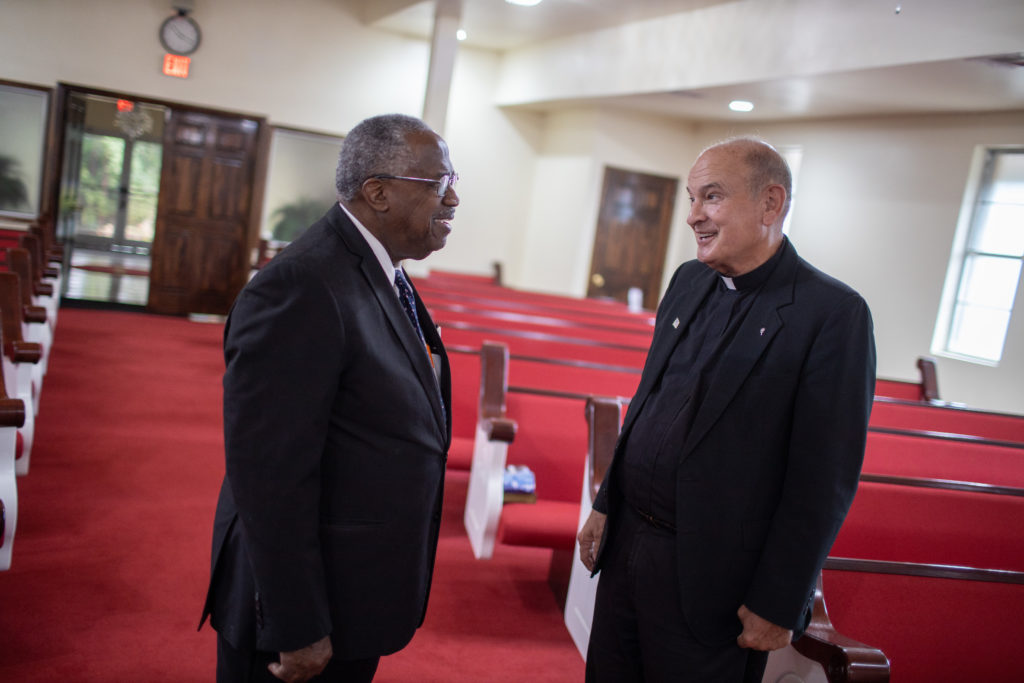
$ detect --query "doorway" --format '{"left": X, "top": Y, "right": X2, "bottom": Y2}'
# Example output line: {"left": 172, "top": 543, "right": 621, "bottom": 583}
{"left": 586, "top": 166, "right": 678, "bottom": 310}
{"left": 54, "top": 85, "right": 266, "bottom": 315}
{"left": 59, "top": 92, "right": 165, "bottom": 306}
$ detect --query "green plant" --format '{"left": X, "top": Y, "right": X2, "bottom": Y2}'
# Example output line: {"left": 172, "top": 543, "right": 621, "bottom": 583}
{"left": 0, "top": 154, "right": 29, "bottom": 211}
{"left": 270, "top": 197, "right": 328, "bottom": 243}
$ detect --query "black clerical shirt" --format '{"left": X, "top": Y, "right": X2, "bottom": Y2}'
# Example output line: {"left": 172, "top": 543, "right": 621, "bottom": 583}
{"left": 617, "top": 240, "right": 788, "bottom": 528}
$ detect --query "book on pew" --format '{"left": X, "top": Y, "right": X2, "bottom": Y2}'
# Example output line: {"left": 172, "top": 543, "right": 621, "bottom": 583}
{"left": 503, "top": 465, "right": 537, "bottom": 504}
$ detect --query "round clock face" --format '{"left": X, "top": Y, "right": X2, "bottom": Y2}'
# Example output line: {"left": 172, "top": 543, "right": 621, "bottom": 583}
{"left": 159, "top": 14, "right": 201, "bottom": 55}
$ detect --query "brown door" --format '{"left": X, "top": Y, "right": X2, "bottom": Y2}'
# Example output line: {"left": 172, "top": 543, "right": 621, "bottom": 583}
{"left": 587, "top": 167, "right": 677, "bottom": 310}
{"left": 148, "top": 110, "right": 262, "bottom": 315}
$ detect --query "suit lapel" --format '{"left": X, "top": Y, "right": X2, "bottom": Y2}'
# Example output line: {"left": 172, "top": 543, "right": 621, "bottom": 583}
{"left": 330, "top": 207, "right": 449, "bottom": 441}
{"left": 679, "top": 246, "right": 798, "bottom": 460}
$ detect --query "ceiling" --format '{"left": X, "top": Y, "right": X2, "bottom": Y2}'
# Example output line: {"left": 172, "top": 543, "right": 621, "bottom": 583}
{"left": 347, "top": 0, "right": 1024, "bottom": 123}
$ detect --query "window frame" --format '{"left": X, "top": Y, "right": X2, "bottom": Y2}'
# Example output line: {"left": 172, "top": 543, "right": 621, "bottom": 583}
{"left": 932, "top": 145, "right": 1024, "bottom": 366}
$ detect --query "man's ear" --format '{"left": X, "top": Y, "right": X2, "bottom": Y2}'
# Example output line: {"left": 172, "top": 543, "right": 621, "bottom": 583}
{"left": 360, "top": 178, "right": 390, "bottom": 212}
{"left": 761, "top": 184, "right": 787, "bottom": 227}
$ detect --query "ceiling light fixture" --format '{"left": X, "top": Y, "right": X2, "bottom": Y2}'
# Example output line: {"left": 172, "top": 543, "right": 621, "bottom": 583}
{"left": 506, "top": 0, "right": 543, "bottom": 7}
{"left": 729, "top": 100, "right": 754, "bottom": 112}
{"left": 456, "top": 29, "right": 467, "bottom": 41}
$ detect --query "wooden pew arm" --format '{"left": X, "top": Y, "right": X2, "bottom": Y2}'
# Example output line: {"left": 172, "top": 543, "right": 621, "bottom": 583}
{"left": 482, "top": 416, "right": 517, "bottom": 443}
{"left": 917, "top": 356, "right": 940, "bottom": 402}
{"left": 23, "top": 305, "right": 47, "bottom": 325}
{"left": 5, "top": 340, "right": 43, "bottom": 364}
{"left": 0, "top": 398, "right": 25, "bottom": 429}
{"left": 792, "top": 574, "right": 890, "bottom": 682}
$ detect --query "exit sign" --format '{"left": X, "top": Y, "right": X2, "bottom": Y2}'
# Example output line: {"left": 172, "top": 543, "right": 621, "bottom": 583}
{"left": 162, "top": 54, "right": 191, "bottom": 78}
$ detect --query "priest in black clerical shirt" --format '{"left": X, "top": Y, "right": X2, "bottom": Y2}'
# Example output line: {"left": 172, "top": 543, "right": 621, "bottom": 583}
{"left": 578, "top": 138, "right": 876, "bottom": 683}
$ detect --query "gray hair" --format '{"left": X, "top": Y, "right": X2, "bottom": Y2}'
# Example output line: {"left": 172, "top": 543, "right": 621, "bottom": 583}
{"left": 704, "top": 136, "right": 793, "bottom": 217}
{"left": 335, "top": 114, "right": 435, "bottom": 201}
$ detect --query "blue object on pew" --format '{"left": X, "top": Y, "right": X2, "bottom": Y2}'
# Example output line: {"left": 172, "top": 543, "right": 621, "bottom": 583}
{"left": 504, "top": 465, "right": 536, "bottom": 495}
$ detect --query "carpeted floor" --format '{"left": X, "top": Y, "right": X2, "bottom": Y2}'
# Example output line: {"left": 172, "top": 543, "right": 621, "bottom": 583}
{"left": 0, "top": 308, "right": 584, "bottom": 682}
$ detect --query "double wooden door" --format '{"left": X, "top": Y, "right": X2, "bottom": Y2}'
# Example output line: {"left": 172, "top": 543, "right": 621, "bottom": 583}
{"left": 148, "top": 110, "right": 263, "bottom": 315}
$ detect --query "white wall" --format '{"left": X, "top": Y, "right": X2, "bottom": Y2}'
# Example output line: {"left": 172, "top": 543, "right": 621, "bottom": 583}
{"left": 514, "top": 107, "right": 698, "bottom": 298}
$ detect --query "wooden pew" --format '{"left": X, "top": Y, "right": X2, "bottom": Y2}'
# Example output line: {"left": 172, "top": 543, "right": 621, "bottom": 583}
{"left": 0, "top": 272, "right": 43, "bottom": 475}
{"left": 869, "top": 398, "right": 1024, "bottom": 444}
{"left": 5, "top": 247, "right": 53, "bottom": 378}
{"left": 0, "top": 321, "right": 27, "bottom": 571}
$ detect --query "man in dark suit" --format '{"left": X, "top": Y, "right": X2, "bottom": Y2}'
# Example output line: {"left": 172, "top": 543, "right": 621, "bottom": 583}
{"left": 578, "top": 137, "right": 876, "bottom": 682}
{"left": 200, "top": 114, "right": 457, "bottom": 682}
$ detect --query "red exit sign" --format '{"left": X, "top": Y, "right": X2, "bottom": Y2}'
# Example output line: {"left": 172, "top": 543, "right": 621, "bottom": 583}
{"left": 162, "top": 54, "right": 191, "bottom": 78}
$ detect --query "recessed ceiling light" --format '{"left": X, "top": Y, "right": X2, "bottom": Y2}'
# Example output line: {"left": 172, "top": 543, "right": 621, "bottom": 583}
{"left": 506, "top": 0, "right": 543, "bottom": 6}
{"left": 729, "top": 100, "right": 754, "bottom": 112}
{"left": 456, "top": 29, "right": 467, "bottom": 41}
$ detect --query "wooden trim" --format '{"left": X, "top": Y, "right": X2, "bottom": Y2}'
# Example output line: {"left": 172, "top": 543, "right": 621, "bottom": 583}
{"left": 868, "top": 425, "right": 1024, "bottom": 449}
{"left": 824, "top": 557, "right": 1024, "bottom": 584}
{"left": 248, "top": 120, "right": 273, "bottom": 257}
{"left": 445, "top": 343, "right": 641, "bottom": 375}
{"left": 917, "top": 356, "right": 940, "bottom": 402}
{"left": 55, "top": 81, "right": 267, "bottom": 122}
{"left": 873, "top": 394, "right": 1024, "bottom": 420}
{"left": 428, "top": 301, "right": 653, "bottom": 337}
{"left": 479, "top": 342, "right": 509, "bottom": 419}
{"left": 436, "top": 320, "right": 650, "bottom": 352}
{"left": 508, "top": 385, "right": 592, "bottom": 402}
{"left": 587, "top": 397, "right": 624, "bottom": 500}
{"left": 859, "top": 473, "right": 1024, "bottom": 497}
{"left": 507, "top": 352, "right": 642, "bottom": 374}
{"left": 420, "top": 288, "right": 655, "bottom": 324}
{"left": 446, "top": 345, "right": 480, "bottom": 356}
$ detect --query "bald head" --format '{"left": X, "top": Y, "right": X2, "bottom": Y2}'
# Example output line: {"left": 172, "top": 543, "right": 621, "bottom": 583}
{"left": 699, "top": 137, "right": 793, "bottom": 222}
{"left": 685, "top": 137, "right": 791, "bottom": 276}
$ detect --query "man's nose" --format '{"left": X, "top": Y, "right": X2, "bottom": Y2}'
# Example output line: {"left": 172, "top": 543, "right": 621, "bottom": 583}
{"left": 687, "top": 200, "right": 703, "bottom": 226}
{"left": 444, "top": 187, "right": 460, "bottom": 206}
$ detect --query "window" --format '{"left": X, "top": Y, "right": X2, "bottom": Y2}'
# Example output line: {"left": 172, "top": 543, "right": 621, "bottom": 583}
{"left": 934, "top": 147, "right": 1024, "bottom": 364}
{"left": 262, "top": 127, "right": 343, "bottom": 245}
{"left": 0, "top": 84, "right": 49, "bottom": 217}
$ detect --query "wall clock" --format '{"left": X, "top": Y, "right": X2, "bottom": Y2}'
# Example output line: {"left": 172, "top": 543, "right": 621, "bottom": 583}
{"left": 159, "top": 12, "right": 201, "bottom": 56}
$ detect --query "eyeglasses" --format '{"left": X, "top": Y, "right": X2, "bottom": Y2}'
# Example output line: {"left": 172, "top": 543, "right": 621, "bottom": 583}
{"left": 371, "top": 173, "right": 458, "bottom": 198}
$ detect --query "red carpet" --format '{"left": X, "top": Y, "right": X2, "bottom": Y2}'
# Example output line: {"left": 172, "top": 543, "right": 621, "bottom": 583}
{"left": 0, "top": 308, "right": 584, "bottom": 681}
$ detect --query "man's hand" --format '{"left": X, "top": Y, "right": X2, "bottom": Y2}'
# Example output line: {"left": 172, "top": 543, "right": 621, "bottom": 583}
{"left": 577, "top": 510, "right": 607, "bottom": 572}
{"left": 736, "top": 605, "right": 792, "bottom": 651}
{"left": 268, "top": 635, "right": 333, "bottom": 682}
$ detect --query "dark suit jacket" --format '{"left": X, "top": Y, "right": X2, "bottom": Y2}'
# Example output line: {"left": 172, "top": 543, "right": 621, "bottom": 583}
{"left": 594, "top": 239, "right": 875, "bottom": 646}
{"left": 201, "top": 204, "right": 452, "bottom": 659}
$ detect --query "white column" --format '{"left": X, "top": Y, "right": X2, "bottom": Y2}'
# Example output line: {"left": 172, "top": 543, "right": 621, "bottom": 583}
{"left": 422, "top": 0, "right": 462, "bottom": 135}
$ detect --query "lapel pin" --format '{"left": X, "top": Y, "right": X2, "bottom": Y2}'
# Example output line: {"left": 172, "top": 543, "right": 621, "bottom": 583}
{"left": 673, "top": 318, "right": 680, "bottom": 329}
{"left": 760, "top": 327, "right": 766, "bottom": 336}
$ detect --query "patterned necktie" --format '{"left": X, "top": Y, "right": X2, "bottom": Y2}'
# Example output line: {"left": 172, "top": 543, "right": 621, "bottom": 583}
{"left": 395, "top": 269, "right": 446, "bottom": 423}
{"left": 394, "top": 269, "right": 426, "bottom": 345}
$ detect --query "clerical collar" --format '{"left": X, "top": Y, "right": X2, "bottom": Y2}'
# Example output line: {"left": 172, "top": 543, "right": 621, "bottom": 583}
{"left": 719, "top": 237, "right": 788, "bottom": 292}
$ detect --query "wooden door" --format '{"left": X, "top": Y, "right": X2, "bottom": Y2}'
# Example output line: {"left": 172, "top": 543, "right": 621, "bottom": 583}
{"left": 148, "top": 110, "right": 262, "bottom": 315}
{"left": 587, "top": 167, "right": 677, "bottom": 310}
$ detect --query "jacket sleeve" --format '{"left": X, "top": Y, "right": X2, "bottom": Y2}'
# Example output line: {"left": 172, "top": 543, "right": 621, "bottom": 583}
{"left": 222, "top": 261, "right": 343, "bottom": 652}
{"left": 743, "top": 292, "right": 876, "bottom": 630}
